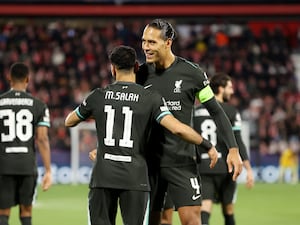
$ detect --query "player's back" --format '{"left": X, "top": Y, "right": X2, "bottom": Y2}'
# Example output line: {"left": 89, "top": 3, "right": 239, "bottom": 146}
{"left": 87, "top": 82, "right": 169, "bottom": 191}
{"left": 0, "top": 90, "right": 49, "bottom": 175}
{"left": 193, "top": 103, "right": 228, "bottom": 174}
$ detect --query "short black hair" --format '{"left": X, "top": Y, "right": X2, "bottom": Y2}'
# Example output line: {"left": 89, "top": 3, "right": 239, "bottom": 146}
{"left": 10, "top": 62, "right": 29, "bottom": 81}
{"left": 109, "top": 45, "right": 137, "bottom": 70}
{"left": 148, "top": 19, "right": 177, "bottom": 41}
{"left": 210, "top": 72, "right": 232, "bottom": 94}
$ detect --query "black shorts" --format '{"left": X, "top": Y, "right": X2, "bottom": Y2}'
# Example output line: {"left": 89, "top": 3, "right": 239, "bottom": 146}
{"left": 151, "top": 164, "right": 202, "bottom": 211}
{"left": 0, "top": 175, "right": 37, "bottom": 209}
{"left": 163, "top": 190, "right": 174, "bottom": 210}
{"left": 88, "top": 188, "right": 150, "bottom": 225}
{"left": 201, "top": 173, "right": 237, "bottom": 205}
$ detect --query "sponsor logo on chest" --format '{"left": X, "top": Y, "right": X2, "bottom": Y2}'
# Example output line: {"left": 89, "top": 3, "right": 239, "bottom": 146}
{"left": 174, "top": 80, "right": 182, "bottom": 93}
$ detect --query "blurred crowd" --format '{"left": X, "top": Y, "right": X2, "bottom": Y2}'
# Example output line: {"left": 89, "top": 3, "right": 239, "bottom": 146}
{"left": 0, "top": 18, "right": 299, "bottom": 165}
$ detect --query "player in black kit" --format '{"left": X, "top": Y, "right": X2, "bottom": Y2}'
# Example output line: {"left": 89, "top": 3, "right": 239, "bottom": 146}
{"left": 137, "top": 19, "right": 243, "bottom": 225}
{"left": 0, "top": 62, "right": 52, "bottom": 225}
{"left": 194, "top": 73, "right": 254, "bottom": 225}
{"left": 65, "top": 45, "right": 218, "bottom": 225}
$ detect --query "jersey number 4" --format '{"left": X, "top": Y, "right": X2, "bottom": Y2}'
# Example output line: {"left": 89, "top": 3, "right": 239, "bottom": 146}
{"left": 0, "top": 109, "right": 33, "bottom": 142}
{"left": 104, "top": 105, "right": 133, "bottom": 148}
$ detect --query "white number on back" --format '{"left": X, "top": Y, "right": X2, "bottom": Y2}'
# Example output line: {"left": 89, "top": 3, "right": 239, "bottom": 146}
{"left": 0, "top": 109, "right": 33, "bottom": 142}
{"left": 200, "top": 119, "right": 217, "bottom": 146}
{"left": 104, "top": 105, "right": 133, "bottom": 148}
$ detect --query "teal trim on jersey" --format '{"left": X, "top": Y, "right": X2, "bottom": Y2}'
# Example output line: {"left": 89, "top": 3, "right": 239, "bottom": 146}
{"left": 37, "top": 121, "right": 50, "bottom": 127}
{"left": 75, "top": 107, "right": 85, "bottom": 120}
{"left": 196, "top": 85, "right": 214, "bottom": 103}
{"left": 156, "top": 111, "right": 172, "bottom": 123}
{"left": 184, "top": 59, "right": 199, "bottom": 69}
{"left": 232, "top": 126, "right": 241, "bottom": 131}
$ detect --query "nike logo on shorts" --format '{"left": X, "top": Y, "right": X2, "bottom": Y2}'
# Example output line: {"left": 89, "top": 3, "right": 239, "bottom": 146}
{"left": 192, "top": 194, "right": 201, "bottom": 201}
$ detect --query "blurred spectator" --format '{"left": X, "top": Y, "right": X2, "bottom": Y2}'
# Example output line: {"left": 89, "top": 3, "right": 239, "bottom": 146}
{"left": 278, "top": 140, "right": 299, "bottom": 184}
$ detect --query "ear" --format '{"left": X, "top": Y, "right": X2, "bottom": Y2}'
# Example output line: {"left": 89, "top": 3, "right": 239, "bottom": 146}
{"left": 166, "top": 38, "right": 173, "bottom": 48}
{"left": 134, "top": 61, "right": 139, "bottom": 73}
{"left": 111, "top": 64, "right": 116, "bottom": 77}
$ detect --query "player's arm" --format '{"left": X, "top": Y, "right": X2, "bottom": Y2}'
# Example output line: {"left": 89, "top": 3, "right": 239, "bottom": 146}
{"left": 160, "top": 114, "right": 218, "bottom": 168}
{"left": 36, "top": 126, "right": 52, "bottom": 191}
{"left": 234, "top": 130, "right": 254, "bottom": 188}
{"left": 65, "top": 108, "right": 83, "bottom": 127}
{"left": 197, "top": 86, "right": 243, "bottom": 180}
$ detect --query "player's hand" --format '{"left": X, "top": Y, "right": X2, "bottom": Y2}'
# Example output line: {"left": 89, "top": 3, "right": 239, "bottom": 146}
{"left": 208, "top": 146, "right": 218, "bottom": 168}
{"left": 41, "top": 171, "right": 52, "bottom": 191}
{"left": 246, "top": 169, "right": 255, "bottom": 189}
{"left": 89, "top": 149, "right": 97, "bottom": 162}
{"left": 226, "top": 147, "right": 243, "bottom": 181}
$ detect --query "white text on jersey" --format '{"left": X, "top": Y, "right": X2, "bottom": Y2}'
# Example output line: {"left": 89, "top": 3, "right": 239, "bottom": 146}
{"left": 105, "top": 91, "right": 139, "bottom": 102}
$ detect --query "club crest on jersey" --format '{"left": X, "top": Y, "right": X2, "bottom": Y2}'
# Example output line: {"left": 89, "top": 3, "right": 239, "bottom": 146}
{"left": 174, "top": 80, "right": 182, "bottom": 93}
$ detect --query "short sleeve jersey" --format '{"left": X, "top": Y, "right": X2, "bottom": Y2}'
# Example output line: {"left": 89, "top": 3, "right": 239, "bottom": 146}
{"left": 76, "top": 82, "right": 171, "bottom": 191}
{"left": 0, "top": 90, "right": 50, "bottom": 175}
{"left": 194, "top": 102, "right": 246, "bottom": 174}
{"left": 137, "top": 56, "right": 210, "bottom": 167}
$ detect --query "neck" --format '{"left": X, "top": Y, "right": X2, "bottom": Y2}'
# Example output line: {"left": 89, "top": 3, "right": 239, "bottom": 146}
{"left": 215, "top": 94, "right": 223, "bottom": 103}
{"left": 115, "top": 73, "right": 136, "bottom": 83}
{"left": 11, "top": 83, "right": 27, "bottom": 92}
{"left": 155, "top": 53, "right": 175, "bottom": 69}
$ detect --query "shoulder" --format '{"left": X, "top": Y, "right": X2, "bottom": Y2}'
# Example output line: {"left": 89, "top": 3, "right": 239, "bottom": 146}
{"left": 138, "top": 63, "right": 148, "bottom": 72}
{"left": 176, "top": 57, "right": 205, "bottom": 72}
{"left": 25, "top": 92, "right": 47, "bottom": 107}
{"left": 220, "top": 102, "right": 242, "bottom": 122}
{"left": 220, "top": 102, "right": 238, "bottom": 114}
{"left": 88, "top": 88, "right": 103, "bottom": 96}
{"left": 176, "top": 57, "right": 208, "bottom": 80}
{"left": 136, "top": 63, "right": 150, "bottom": 85}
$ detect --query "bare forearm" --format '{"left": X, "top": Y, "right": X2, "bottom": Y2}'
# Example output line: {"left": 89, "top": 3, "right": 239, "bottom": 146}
{"left": 37, "top": 136, "right": 51, "bottom": 172}
{"left": 65, "top": 111, "right": 82, "bottom": 127}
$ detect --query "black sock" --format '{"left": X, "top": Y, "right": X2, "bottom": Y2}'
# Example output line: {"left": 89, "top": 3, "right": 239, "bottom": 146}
{"left": 201, "top": 211, "right": 210, "bottom": 225}
{"left": 224, "top": 214, "right": 235, "bottom": 225}
{"left": 20, "top": 217, "right": 31, "bottom": 225}
{"left": 0, "top": 215, "right": 9, "bottom": 225}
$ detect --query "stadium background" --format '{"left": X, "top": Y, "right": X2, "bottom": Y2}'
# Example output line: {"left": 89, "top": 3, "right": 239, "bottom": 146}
{"left": 0, "top": 0, "right": 300, "bottom": 184}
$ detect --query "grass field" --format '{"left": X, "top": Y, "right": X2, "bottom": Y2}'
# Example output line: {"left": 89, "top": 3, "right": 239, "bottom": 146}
{"left": 9, "top": 183, "right": 300, "bottom": 225}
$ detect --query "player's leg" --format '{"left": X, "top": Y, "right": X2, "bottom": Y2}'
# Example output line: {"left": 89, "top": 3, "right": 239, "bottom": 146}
{"left": 201, "top": 199, "right": 214, "bottom": 225}
{"left": 161, "top": 190, "right": 174, "bottom": 225}
{"left": 19, "top": 205, "right": 33, "bottom": 225}
{"left": 119, "top": 190, "right": 150, "bottom": 225}
{"left": 149, "top": 171, "right": 168, "bottom": 225}
{"left": 222, "top": 203, "right": 235, "bottom": 225}
{"left": 88, "top": 188, "right": 118, "bottom": 225}
{"left": 199, "top": 174, "right": 216, "bottom": 225}
{"left": 0, "top": 175, "right": 18, "bottom": 225}
{"left": 161, "top": 208, "right": 173, "bottom": 225}
{"left": 221, "top": 174, "right": 237, "bottom": 225}
{"left": 18, "top": 175, "right": 38, "bottom": 225}
{"left": 164, "top": 165, "right": 201, "bottom": 225}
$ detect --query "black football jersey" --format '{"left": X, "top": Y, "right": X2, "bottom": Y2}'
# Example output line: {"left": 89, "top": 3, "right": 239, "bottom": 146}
{"left": 0, "top": 90, "right": 50, "bottom": 175}
{"left": 76, "top": 82, "right": 171, "bottom": 191}
{"left": 194, "top": 102, "right": 248, "bottom": 174}
{"left": 137, "top": 57, "right": 210, "bottom": 167}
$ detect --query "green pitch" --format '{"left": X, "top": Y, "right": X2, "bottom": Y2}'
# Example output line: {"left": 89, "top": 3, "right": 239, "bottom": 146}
{"left": 9, "top": 183, "right": 299, "bottom": 225}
